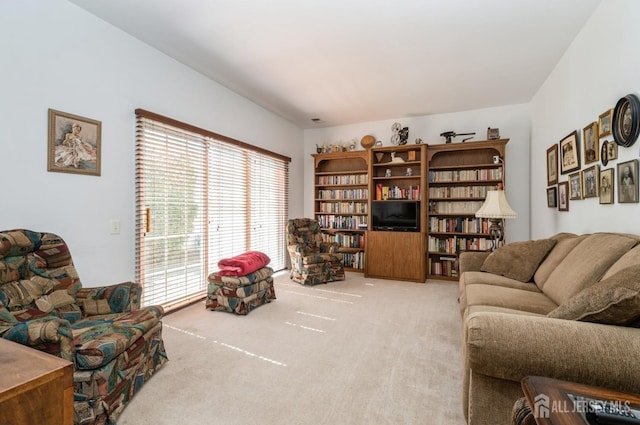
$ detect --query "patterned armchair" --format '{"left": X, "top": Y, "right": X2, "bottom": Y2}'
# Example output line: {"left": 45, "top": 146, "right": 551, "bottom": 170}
{"left": 286, "top": 218, "right": 345, "bottom": 285}
{"left": 0, "top": 229, "right": 167, "bottom": 425}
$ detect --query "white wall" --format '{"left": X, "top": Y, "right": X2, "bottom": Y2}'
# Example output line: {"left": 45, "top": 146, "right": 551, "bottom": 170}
{"left": 530, "top": 0, "right": 640, "bottom": 237}
{"left": 0, "top": 0, "right": 304, "bottom": 286}
{"left": 304, "top": 104, "right": 531, "bottom": 243}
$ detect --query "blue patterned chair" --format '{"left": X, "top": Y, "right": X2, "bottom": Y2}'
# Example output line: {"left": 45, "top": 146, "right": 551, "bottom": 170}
{"left": 286, "top": 218, "right": 345, "bottom": 285}
{"left": 0, "top": 229, "right": 167, "bottom": 425}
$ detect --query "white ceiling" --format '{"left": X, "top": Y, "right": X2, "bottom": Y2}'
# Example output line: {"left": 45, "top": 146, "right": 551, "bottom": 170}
{"left": 69, "top": 0, "right": 601, "bottom": 129}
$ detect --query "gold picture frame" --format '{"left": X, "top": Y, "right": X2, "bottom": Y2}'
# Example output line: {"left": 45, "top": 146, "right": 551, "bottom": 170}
{"left": 599, "top": 168, "right": 614, "bottom": 205}
{"left": 569, "top": 171, "right": 582, "bottom": 200}
{"left": 583, "top": 121, "right": 599, "bottom": 164}
{"left": 599, "top": 108, "right": 613, "bottom": 138}
{"left": 558, "top": 181, "right": 569, "bottom": 211}
{"left": 48, "top": 109, "right": 101, "bottom": 176}
{"left": 582, "top": 165, "right": 599, "bottom": 198}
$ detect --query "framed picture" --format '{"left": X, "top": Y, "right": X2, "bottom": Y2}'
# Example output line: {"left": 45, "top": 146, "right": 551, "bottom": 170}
{"left": 598, "top": 108, "right": 613, "bottom": 138}
{"left": 559, "top": 130, "right": 580, "bottom": 174}
{"left": 599, "top": 168, "right": 614, "bottom": 204}
{"left": 48, "top": 109, "right": 101, "bottom": 176}
{"left": 582, "top": 122, "right": 598, "bottom": 164}
{"left": 600, "top": 140, "right": 609, "bottom": 166}
{"left": 546, "top": 144, "right": 558, "bottom": 186}
{"left": 547, "top": 187, "right": 557, "bottom": 208}
{"left": 558, "top": 181, "right": 569, "bottom": 211}
{"left": 617, "top": 159, "right": 639, "bottom": 203}
{"left": 582, "top": 165, "right": 599, "bottom": 198}
{"left": 612, "top": 94, "right": 640, "bottom": 148}
{"left": 569, "top": 172, "right": 582, "bottom": 200}
{"left": 607, "top": 140, "right": 618, "bottom": 160}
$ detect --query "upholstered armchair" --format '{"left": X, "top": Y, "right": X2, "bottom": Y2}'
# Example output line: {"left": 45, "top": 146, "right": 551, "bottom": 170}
{"left": 0, "top": 229, "right": 167, "bottom": 425}
{"left": 286, "top": 218, "right": 345, "bottom": 285}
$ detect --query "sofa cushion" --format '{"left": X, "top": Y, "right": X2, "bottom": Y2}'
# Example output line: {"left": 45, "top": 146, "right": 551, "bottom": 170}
{"left": 602, "top": 244, "right": 640, "bottom": 280}
{"left": 534, "top": 234, "right": 586, "bottom": 289}
{"left": 459, "top": 271, "right": 542, "bottom": 312}
{"left": 480, "top": 239, "right": 557, "bottom": 282}
{"left": 542, "top": 233, "right": 639, "bottom": 305}
{"left": 548, "top": 265, "right": 640, "bottom": 325}
{"left": 464, "top": 284, "right": 558, "bottom": 315}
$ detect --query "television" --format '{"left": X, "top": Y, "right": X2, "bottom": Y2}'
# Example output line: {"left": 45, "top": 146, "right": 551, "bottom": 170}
{"left": 371, "top": 201, "right": 420, "bottom": 232}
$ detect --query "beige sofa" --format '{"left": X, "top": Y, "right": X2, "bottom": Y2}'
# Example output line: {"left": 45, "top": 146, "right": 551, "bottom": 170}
{"left": 458, "top": 232, "right": 640, "bottom": 425}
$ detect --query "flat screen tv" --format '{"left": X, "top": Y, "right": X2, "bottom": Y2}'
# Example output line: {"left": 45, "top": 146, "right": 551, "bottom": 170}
{"left": 371, "top": 201, "right": 420, "bottom": 232}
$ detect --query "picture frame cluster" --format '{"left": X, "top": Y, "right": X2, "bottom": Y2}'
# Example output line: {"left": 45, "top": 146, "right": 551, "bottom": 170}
{"left": 545, "top": 93, "right": 640, "bottom": 210}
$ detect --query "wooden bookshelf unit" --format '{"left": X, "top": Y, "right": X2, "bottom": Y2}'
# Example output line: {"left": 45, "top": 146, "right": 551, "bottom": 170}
{"left": 313, "top": 150, "right": 369, "bottom": 272}
{"left": 426, "top": 139, "right": 509, "bottom": 280}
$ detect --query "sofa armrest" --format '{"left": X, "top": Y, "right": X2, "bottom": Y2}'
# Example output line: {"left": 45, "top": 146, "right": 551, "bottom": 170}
{"left": 466, "top": 312, "right": 640, "bottom": 394}
{"left": 75, "top": 281, "right": 142, "bottom": 312}
{"left": 2, "top": 316, "right": 75, "bottom": 363}
{"left": 458, "top": 250, "right": 491, "bottom": 274}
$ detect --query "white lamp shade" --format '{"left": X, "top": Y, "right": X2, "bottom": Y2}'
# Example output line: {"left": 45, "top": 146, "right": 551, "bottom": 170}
{"left": 475, "top": 190, "right": 517, "bottom": 219}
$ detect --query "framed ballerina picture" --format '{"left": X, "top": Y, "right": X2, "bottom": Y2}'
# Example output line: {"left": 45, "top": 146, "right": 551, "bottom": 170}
{"left": 48, "top": 109, "right": 101, "bottom": 176}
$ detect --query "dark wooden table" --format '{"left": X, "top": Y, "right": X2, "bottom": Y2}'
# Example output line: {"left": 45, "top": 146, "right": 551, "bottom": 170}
{"left": 521, "top": 376, "right": 640, "bottom": 425}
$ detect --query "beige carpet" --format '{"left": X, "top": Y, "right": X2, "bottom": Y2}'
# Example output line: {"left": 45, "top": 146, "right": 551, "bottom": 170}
{"left": 118, "top": 271, "right": 466, "bottom": 425}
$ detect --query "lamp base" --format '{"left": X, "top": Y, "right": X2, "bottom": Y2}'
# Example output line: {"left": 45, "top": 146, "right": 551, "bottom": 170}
{"left": 487, "top": 218, "right": 504, "bottom": 251}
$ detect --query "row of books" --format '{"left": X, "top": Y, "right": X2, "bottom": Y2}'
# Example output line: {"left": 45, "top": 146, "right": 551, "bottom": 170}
{"left": 318, "top": 201, "right": 367, "bottom": 214}
{"left": 316, "top": 214, "right": 368, "bottom": 230}
{"left": 342, "top": 251, "right": 365, "bottom": 270}
{"left": 428, "top": 200, "right": 484, "bottom": 214}
{"left": 321, "top": 232, "right": 365, "bottom": 249}
{"left": 428, "top": 236, "right": 493, "bottom": 253}
{"left": 317, "top": 174, "right": 368, "bottom": 185}
{"left": 375, "top": 184, "right": 421, "bottom": 200}
{"left": 429, "top": 168, "right": 502, "bottom": 182}
{"left": 317, "top": 189, "right": 368, "bottom": 200}
{"left": 428, "top": 217, "right": 491, "bottom": 234}
{"left": 428, "top": 185, "right": 495, "bottom": 199}
{"left": 428, "top": 256, "right": 458, "bottom": 277}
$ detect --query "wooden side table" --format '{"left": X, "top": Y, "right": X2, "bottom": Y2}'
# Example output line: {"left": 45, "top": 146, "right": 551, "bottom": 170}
{"left": 0, "top": 338, "right": 74, "bottom": 425}
{"left": 521, "top": 376, "right": 640, "bottom": 425}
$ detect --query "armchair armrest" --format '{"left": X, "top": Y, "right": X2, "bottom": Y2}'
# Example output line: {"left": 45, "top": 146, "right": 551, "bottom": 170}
{"left": 319, "top": 242, "right": 340, "bottom": 253}
{"left": 466, "top": 312, "right": 640, "bottom": 394}
{"left": 75, "top": 281, "right": 142, "bottom": 313}
{"left": 458, "top": 250, "right": 491, "bottom": 274}
{"left": 3, "top": 316, "right": 75, "bottom": 363}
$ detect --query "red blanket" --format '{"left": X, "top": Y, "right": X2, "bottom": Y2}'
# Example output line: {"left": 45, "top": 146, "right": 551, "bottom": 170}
{"left": 217, "top": 251, "right": 271, "bottom": 276}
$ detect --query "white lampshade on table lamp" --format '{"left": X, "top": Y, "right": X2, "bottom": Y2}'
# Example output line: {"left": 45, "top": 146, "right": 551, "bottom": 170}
{"left": 475, "top": 189, "right": 517, "bottom": 251}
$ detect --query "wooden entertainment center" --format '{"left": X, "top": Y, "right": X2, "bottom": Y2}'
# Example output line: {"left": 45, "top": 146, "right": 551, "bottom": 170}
{"left": 312, "top": 138, "right": 508, "bottom": 282}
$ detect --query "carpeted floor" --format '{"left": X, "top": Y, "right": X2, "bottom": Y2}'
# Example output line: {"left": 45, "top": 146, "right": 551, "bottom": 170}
{"left": 118, "top": 271, "right": 466, "bottom": 425}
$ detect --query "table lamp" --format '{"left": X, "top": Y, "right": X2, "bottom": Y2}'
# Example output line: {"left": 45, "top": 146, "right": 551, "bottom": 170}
{"left": 475, "top": 187, "right": 517, "bottom": 250}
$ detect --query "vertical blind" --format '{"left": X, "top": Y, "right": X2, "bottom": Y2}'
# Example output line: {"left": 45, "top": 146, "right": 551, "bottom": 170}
{"left": 135, "top": 109, "right": 289, "bottom": 309}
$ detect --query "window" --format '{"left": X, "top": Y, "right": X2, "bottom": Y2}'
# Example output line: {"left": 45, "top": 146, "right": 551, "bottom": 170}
{"left": 135, "top": 109, "right": 289, "bottom": 309}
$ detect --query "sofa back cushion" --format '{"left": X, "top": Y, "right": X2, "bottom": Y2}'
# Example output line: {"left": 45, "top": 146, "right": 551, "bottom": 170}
{"left": 480, "top": 238, "right": 557, "bottom": 282}
{"left": 543, "top": 233, "right": 639, "bottom": 305}
{"left": 534, "top": 233, "right": 585, "bottom": 290}
{"left": 601, "top": 243, "right": 640, "bottom": 280}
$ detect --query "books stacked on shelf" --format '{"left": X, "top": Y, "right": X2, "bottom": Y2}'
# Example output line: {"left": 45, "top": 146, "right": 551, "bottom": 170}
{"left": 428, "top": 201, "right": 484, "bottom": 214}
{"left": 342, "top": 251, "right": 365, "bottom": 270}
{"left": 375, "top": 184, "right": 421, "bottom": 200}
{"left": 318, "top": 201, "right": 368, "bottom": 214}
{"left": 428, "top": 185, "right": 496, "bottom": 198}
{"left": 317, "top": 174, "right": 368, "bottom": 185}
{"left": 322, "top": 232, "right": 365, "bottom": 249}
{"left": 428, "top": 236, "right": 493, "bottom": 253}
{"left": 428, "top": 168, "right": 502, "bottom": 182}
{"left": 317, "top": 215, "right": 368, "bottom": 230}
{"left": 317, "top": 188, "right": 368, "bottom": 199}
{"left": 428, "top": 256, "right": 457, "bottom": 277}
{"left": 428, "top": 217, "right": 490, "bottom": 233}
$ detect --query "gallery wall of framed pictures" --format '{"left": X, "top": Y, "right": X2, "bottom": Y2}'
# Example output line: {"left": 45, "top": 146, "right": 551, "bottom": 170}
{"left": 545, "top": 93, "right": 640, "bottom": 211}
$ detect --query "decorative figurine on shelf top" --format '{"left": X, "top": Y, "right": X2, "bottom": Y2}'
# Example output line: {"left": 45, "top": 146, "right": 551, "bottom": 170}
{"left": 398, "top": 126, "right": 409, "bottom": 145}
{"left": 391, "top": 152, "right": 405, "bottom": 163}
{"left": 391, "top": 122, "right": 401, "bottom": 145}
{"left": 415, "top": 138, "right": 423, "bottom": 144}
